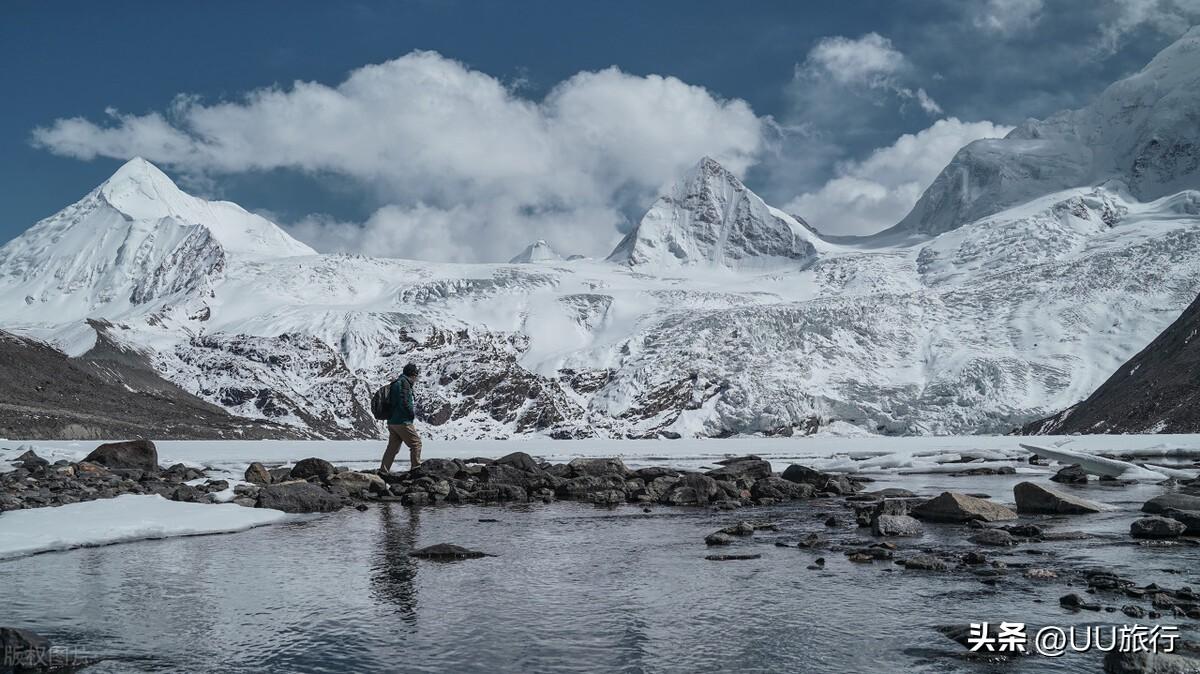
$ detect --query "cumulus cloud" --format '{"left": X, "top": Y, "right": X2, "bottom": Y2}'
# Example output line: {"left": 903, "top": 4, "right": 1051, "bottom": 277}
{"left": 32, "top": 51, "right": 765, "bottom": 262}
{"left": 1097, "top": 0, "right": 1200, "bottom": 53}
{"left": 785, "top": 118, "right": 1013, "bottom": 235}
{"left": 795, "top": 33, "right": 943, "bottom": 117}
{"left": 973, "top": 0, "right": 1045, "bottom": 35}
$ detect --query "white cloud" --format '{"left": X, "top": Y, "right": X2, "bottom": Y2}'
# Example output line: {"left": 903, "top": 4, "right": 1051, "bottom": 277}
{"left": 32, "top": 51, "right": 765, "bottom": 262}
{"left": 785, "top": 118, "right": 1013, "bottom": 235}
{"left": 973, "top": 0, "right": 1045, "bottom": 35}
{"left": 796, "top": 33, "right": 943, "bottom": 117}
{"left": 1097, "top": 0, "right": 1200, "bottom": 53}
{"left": 805, "top": 33, "right": 906, "bottom": 85}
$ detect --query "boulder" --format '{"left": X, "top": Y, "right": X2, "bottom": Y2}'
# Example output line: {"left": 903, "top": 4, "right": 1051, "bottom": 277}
{"left": 1104, "top": 644, "right": 1200, "bottom": 674}
{"left": 781, "top": 464, "right": 858, "bottom": 494}
{"left": 494, "top": 451, "right": 541, "bottom": 473}
{"left": 750, "top": 476, "right": 815, "bottom": 501}
{"left": 329, "top": 471, "right": 388, "bottom": 497}
{"left": 408, "top": 458, "right": 463, "bottom": 481}
{"left": 568, "top": 457, "right": 628, "bottom": 478}
{"left": 482, "top": 462, "right": 548, "bottom": 490}
{"left": 15, "top": 450, "right": 48, "bottom": 470}
{"left": 268, "top": 467, "right": 293, "bottom": 483}
{"left": 1142, "top": 494, "right": 1200, "bottom": 515}
{"left": 1013, "top": 481, "right": 1105, "bottom": 514}
{"left": 971, "top": 529, "right": 1017, "bottom": 546}
{"left": 901, "top": 555, "right": 946, "bottom": 571}
{"left": 1131, "top": 516, "right": 1186, "bottom": 539}
{"left": 83, "top": 439, "right": 158, "bottom": 473}
{"left": 256, "top": 482, "right": 342, "bottom": 513}
{"left": 409, "top": 543, "right": 492, "bottom": 559}
{"left": 706, "top": 457, "right": 772, "bottom": 481}
{"left": 1050, "top": 464, "right": 1089, "bottom": 484}
{"left": 169, "top": 484, "right": 201, "bottom": 503}
{"left": 872, "top": 514, "right": 924, "bottom": 537}
{"left": 911, "top": 492, "right": 1017, "bottom": 523}
{"left": 1161, "top": 508, "right": 1200, "bottom": 535}
{"left": 244, "top": 462, "right": 272, "bottom": 484}
{"left": 705, "top": 553, "right": 761, "bottom": 561}
{"left": 635, "top": 467, "right": 680, "bottom": 481}
{"left": 662, "top": 473, "right": 721, "bottom": 506}
{"left": 289, "top": 457, "right": 336, "bottom": 481}
{"left": 705, "top": 532, "right": 734, "bottom": 546}
{"left": 0, "top": 626, "right": 52, "bottom": 668}
{"left": 1061, "top": 593, "right": 1102, "bottom": 611}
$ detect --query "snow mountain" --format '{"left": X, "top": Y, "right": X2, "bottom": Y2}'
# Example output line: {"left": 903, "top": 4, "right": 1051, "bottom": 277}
{"left": 888, "top": 25, "right": 1200, "bottom": 237}
{"left": 608, "top": 157, "right": 826, "bottom": 270}
{"left": 509, "top": 240, "right": 565, "bottom": 264}
{"left": 2, "top": 32, "right": 1200, "bottom": 440}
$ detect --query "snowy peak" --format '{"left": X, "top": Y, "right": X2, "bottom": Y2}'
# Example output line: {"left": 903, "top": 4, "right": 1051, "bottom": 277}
{"left": 509, "top": 239, "right": 565, "bottom": 263}
{"left": 0, "top": 158, "right": 314, "bottom": 321}
{"left": 608, "top": 156, "right": 825, "bottom": 270}
{"left": 890, "top": 27, "right": 1200, "bottom": 237}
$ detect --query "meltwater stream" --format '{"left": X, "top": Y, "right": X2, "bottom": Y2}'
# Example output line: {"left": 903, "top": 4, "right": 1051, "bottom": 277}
{"left": 2, "top": 472, "right": 1198, "bottom": 673}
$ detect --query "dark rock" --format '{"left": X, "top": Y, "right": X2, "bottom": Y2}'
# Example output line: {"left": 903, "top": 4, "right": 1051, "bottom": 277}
{"left": 705, "top": 532, "right": 734, "bottom": 546}
{"left": 401, "top": 491, "right": 430, "bottom": 507}
{"left": 911, "top": 492, "right": 1017, "bottom": 523}
{"left": 1013, "top": 481, "right": 1105, "bottom": 514}
{"left": 83, "top": 439, "right": 158, "bottom": 473}
{"left": 1122, "top": 605, "right": 1147, "bottom": 619}
{"left": 256, "top": 482, "right": 342, "bottom": 513}
{"left": 635, "top": 467, "right": 679, "bottom": 481}
{"left": 268, "top": 467, "right": 293, "bottom": 483}
{"left": 1050, "top": 464, "right": 1089, "bottom": 484}
{"left": 290, "top": 457, "right": 336, "bottom": 481}
{"left": 494, "top": 451, "right": 541, "bottom": 473}
{"left": 409, "top": 458, "right": 463, "bottom": 481}
{"left": 1061, "top": 593, "right": 1102, "bottom": 611}
{"left": 409, "top": 543, "right": 493, "bottom": 559}
{"left": 244, "top": 462, "right": 272, "bottom": 484}
{"left": 662, "top": 473, "right": 721, "bottom": 506}
{"left": 962, "top": 551, "right": 988, "bottom": 565}
{"left": 568, "top": 457, "right": 628, "bottom": 477}
{"left": 781, "top": 464, "right": 858, "bottom": 494}
{"left": 15, "top": 450, "right": 48, "bottom": 470}
{"left": 169, "top": 484, "right": 201, "bottom": 503}
{"left": 705, "top": 553, "right": 761, "bottom": 561}
{"left": 902, "top": 555, "right": 947, "bottom": 571}
{"left": 1161, "top": 508, "right": 1200, "bottom": 534}
{"left": 482, "top": 462, "right": 548, "bottom": 490}
{"left": 1131, "top": 516, "right": 1187, "bottom": 539}
{"left": 750, "top": 476, "right": 815, "bottom": 501}
{"left": 872, "top": 514, "right": 923, "bottom": 537}
{"left": 1143, "top": 494, "right": 1200, "bottom": 515}
{"left": 355, "top": 504, "right": 369, "bottom": 512}
{"left": 1004, "top": 524, "right": 1043, "bottom": 538}
{"left": 1103, "top": 641, "right": 1200, "bottom": 673}
{"left": 972, "top": 529, "right": 1017, "bottom": 546}
{"left": 706, "top": 457, "right": 772, "bottom": 481}
{"left": 950, "top": 465, "right": 1017, "bottom": 476}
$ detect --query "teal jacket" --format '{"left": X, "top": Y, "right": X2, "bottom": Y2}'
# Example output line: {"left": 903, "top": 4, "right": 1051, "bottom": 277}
{"left": 387, "top": 376, "right": 417, "bottom": 425}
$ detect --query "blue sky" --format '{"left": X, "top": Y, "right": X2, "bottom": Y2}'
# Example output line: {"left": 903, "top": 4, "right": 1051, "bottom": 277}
{"left": 3, "top": 1, "right": 1197, "bottom": 260}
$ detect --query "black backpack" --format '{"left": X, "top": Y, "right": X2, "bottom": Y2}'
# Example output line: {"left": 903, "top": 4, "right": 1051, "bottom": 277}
{"left": 371, "top": 380, "right": 396, "bottom": 420}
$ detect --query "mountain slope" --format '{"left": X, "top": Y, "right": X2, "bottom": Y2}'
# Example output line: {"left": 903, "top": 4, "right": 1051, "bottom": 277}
{"left": 0, "top": 328, "right": 306, "bottom": 440}
{"left": 608, "top": 157, "right": 827, "bottom": 270}
{"left": 1024, "top": 286, "right": 1200, "bottom": 435}
{"left": 887, "top": 26, "right": 1200, "bottom": 237}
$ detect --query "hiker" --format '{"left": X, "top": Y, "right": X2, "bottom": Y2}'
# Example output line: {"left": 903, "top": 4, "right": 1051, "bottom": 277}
{"left": 380, "top": 363, "right": 422, "bottom": 473}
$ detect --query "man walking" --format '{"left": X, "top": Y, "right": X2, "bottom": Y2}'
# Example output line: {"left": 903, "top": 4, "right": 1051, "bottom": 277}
{"left": 381, "top": 363, "right": 422, "bottom": 473}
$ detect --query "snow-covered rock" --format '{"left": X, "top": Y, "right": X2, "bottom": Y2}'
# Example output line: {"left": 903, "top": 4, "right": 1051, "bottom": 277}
{"left": 607, "top": 156, "right": 826, "bottom": 270}
{"left": 509, "top": 240, "right": 565, "bottom": 264}
{"left": 888, "top": 26, "right": 1200, "bottom": 237}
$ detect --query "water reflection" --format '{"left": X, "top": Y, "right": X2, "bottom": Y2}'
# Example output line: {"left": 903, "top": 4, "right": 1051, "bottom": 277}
{"left": 370, "top": 504, "right": 419, "bottom": 623}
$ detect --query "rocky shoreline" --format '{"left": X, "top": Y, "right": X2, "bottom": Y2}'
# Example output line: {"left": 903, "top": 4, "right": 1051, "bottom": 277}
{"left": 4, "top": 440, "right": 1200, "bottom": 673}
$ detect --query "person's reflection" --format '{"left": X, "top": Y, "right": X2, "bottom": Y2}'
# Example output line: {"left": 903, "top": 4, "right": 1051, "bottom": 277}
{"left": 370, "top": 503, "right": 420, "bottom": 624}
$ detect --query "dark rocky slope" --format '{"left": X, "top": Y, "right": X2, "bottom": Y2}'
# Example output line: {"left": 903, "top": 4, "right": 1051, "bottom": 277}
{"left": 0, "top": 329, "right": 306, "bottom": 440}
{"left": 1024, "top": 292, "right": 1200, "bottom": 434}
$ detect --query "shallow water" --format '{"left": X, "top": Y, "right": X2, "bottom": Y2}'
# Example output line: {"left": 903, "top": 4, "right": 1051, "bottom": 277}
{"left": 3, "top": 471, "right": 1199, "bottom": 673}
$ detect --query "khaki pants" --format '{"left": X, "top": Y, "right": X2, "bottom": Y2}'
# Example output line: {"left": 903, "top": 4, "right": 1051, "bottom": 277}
{"left": 381, "top": 424, "right": 422, "bottom": 472}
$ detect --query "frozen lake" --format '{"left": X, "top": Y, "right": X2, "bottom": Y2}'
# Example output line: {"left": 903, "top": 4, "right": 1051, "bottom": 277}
{"left": 1, "top": 435, "right": 1198, "bottom": 672}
